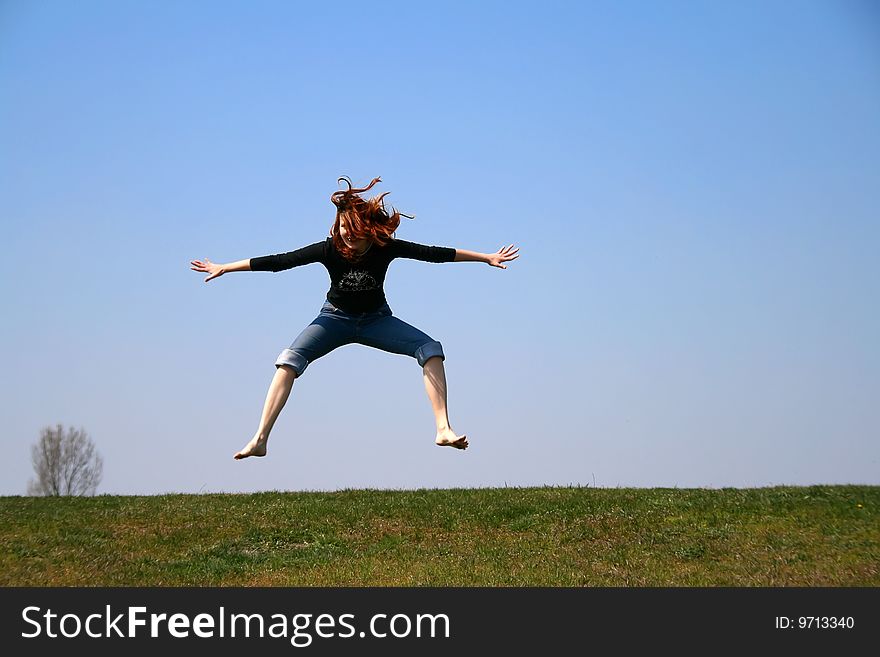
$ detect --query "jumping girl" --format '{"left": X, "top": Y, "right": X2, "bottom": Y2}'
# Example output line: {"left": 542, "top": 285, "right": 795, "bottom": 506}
{"left": 190, "top": 176, "right": 519, "bottom": 460}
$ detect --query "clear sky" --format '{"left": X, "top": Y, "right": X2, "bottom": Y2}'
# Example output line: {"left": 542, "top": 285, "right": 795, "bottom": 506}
{"left": 1, "top": 0, "right": 878, "bottom": 495}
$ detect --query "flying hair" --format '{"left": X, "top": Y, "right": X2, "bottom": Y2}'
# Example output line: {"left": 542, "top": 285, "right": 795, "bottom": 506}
{"left": 330, "top": 176, "right": 414, "bottom": 261}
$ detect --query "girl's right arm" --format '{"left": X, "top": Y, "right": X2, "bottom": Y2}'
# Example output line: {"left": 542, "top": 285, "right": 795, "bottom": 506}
{"left": 190, "top": 258, "right": 249, "bottom": 282}
{"left": 191, "top": 241, "right": 326, "bottom": 283}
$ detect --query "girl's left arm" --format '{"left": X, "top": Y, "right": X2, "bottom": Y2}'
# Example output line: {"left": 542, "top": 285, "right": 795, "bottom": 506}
{"left": 454, "top": 244, "right": 520, "bottom": 269}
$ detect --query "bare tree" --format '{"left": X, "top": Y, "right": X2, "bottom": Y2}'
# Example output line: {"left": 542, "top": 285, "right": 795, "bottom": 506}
{"left": 28, "top": 424, "right": 103, "bottom": 496}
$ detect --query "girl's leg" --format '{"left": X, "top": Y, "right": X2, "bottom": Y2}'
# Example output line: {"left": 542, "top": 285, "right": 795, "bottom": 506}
{"left": 358, "top": 312, "right": 468, "bottom": 449}
{"left": 422, "top": 355, "right": 468, "bottom": 450}
{"left": 235, "top": 308, "right": 353, "bottom": 460}
{"left": 234, "top": 365, "right": 297, "bottom": 459}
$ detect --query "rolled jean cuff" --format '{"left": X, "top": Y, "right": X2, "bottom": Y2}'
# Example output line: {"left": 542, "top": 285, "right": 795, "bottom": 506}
{"left": 415, "top": 341, "right": 445, "bottom": 367}
{"left": 275, "top": 348, "right": 308, "bottom": 376}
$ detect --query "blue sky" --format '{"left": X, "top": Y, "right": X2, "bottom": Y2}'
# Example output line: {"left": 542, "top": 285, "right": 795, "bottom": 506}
{"left": 1, "top": 0, "right": 878, "bottom": 494}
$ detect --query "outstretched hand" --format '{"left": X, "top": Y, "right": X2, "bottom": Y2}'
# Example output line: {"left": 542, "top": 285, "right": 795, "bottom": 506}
{"left": 487, "top": 244, "right": 520, "bottom": 269}
{"left": 190, "top": 258, "right": 224, "bottom": 282}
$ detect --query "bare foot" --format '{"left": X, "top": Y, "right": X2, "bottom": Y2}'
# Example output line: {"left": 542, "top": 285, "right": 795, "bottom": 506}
{"left": 234, "top": 435, "right": 267, "bottom": 460}
{"left": 435, "top": 428, "right": 468, "bottom": 450}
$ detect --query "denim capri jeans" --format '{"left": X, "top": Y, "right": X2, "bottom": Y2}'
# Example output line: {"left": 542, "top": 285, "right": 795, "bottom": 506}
{"left": 275, "top": 300, "right": 445, "bottom": 376}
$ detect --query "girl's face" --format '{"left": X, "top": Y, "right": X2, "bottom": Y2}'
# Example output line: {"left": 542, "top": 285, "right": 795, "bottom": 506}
{"left": 339, "top": 217, "right": 371, "bottom": 253}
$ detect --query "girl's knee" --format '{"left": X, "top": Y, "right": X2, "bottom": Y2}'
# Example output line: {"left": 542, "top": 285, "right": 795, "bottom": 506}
{"left": 276, "top": 364, "right": 298, "bottom": 377}
{"left": 415, "top": 341, "right": 445, "bottom": 367}
{"left": 275, "top": 347, "right": 309, "bottom": 376}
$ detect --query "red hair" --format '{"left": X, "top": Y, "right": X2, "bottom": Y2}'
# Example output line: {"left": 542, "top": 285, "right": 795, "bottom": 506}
{"left": 330, "top": 176, "right": 413, "bottom": 261}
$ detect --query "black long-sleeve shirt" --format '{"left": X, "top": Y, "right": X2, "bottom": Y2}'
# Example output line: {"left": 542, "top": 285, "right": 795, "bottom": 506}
{"left": 249, "top": 237, "right": 456, "bottom": 313}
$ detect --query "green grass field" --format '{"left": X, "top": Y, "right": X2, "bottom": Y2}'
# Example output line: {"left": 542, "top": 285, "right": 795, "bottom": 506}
{"left": 1, "top": 485, "right": 877, "bottom": 586}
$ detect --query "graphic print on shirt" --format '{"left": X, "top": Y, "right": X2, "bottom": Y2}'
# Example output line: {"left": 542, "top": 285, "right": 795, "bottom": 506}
{"left": 338, "top": 269, "right": 380, "bottom": 291}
